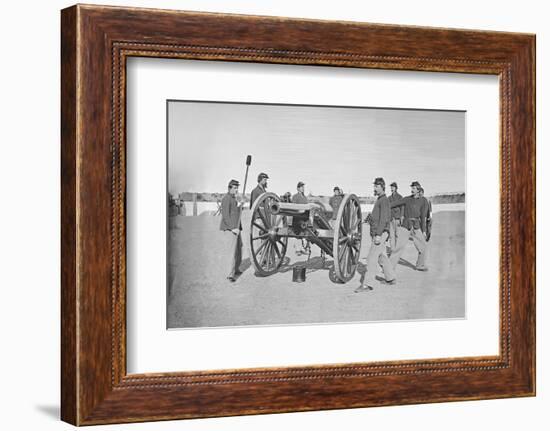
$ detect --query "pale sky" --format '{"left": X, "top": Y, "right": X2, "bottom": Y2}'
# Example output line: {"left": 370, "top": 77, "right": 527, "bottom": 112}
{"left": 168, "top": 101, "right": 465, "bottom": 197}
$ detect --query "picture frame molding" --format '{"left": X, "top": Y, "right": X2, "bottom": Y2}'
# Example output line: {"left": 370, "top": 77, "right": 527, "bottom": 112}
{"left": 61, "top": 4, "right": 535, "bottom": 425}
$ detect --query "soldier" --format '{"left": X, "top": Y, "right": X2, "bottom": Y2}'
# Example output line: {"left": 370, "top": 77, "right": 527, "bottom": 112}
{"left": 418, "top": 187, "right": 433, "bottom": 241}
{"left": 389, "top": 181, "right": 429, "bottom": 271}
{"left": 388, "top": 182, "right": 403, "bottom": 251}
{"left": 355, "top": 177, "right": 396, "bottom": 293}
{"left": 281, "top": 192, "right": 292, "bottom": 203}
{"left": 291, "top": 181, "right": 309, "bottom": 255}
{"left": 292, "top": 181, "right": 308, "bottom": 204}
{"left": 329, "top": 186, "right": 343, "bottom": 227}
{"left": 219, "top": 179, "right": 243, "bottom": 282}
{"left": 250, "top": 172, "right": 269, "bottom": 209}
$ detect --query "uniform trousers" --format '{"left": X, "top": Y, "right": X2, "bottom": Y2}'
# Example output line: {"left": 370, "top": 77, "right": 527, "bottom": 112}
{"left": 389, "top": 226, "right": 428, "bottom": 269}
{"left": 364, "top": 231, "right": 396, "bottom": 287}
{"left": 220, "top": 230, "right": 243, "bottom": 279}
{"left": 389, "top": 218, "right": 401, "bottom": 250}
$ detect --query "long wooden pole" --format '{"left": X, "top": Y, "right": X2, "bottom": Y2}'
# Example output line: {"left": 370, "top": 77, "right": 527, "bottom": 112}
{"left": 231, "top": 155, "right": 252, "bottom": 274}
{"left": 238, "top": 155, "right": 252, "bottom": 224}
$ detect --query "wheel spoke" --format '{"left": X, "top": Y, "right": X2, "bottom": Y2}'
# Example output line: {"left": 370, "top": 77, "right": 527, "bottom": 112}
{"left": 339, "top": 244, "right": 349, "bottom": 264}
{"left": 348, "top": 244, "right": 357, "bottom": 264}
{"left": 252, "top": 233, "right": 269, "bottom": 241}
{"left": 342, "top": 246, "right": 350, "bottom": 276}
{"left": 339, "top": 220, "right": 347, "bottom": 236}
{"left": 351, "top": 212, "right": 360, "bottom": 231}
{"left": 260, "top": 241, "right": 270, "bottom": 267}
{"left": 339, "top": 236, "right": 347, "bottom": 244}
{"left": 348, "top": 205, "right": 354, "bottom": 230}
{"left": 344, "top": 206, "right": 351, "bottom": 232}
{"left": 268, "top": 242, "right": 276, "bottom": 267}
{"left": 350, "top": 203, "right": 358, "bottom": 230}
{"left": 254, "top": 240, "right": 268, "bottom": 258}
{"left": 265, "top": 200, "right": 275, "bottom": 226}
{"left": 272, "top": 240, "right": 282, "bottom": 259}
{"left": 253, "top": 221, "right": 267, "bottom": 232}
{"left": 346, "top": 246, "right": 353, "bottom": 274}
{"left": 257, "top": 208, "right": 270, "bottom": 228}
{"left": 268, "top": 241, "right": 277, "bottom": 269}
{"left": 341, "top": 205, "right": 348, "bottom": 231}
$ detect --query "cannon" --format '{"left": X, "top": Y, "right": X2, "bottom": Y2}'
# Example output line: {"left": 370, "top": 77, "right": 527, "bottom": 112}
{"left": 249, "top": 192, "right": 363, "bottom": 283}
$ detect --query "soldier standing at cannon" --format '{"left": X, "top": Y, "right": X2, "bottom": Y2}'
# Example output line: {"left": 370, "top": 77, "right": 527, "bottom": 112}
{"left": 388, "top": 181, "right": 429, "bottom": 271}
{"left": 388, "top": 182, "right": 403, "bottom": 251}
{"left": 219, "top": 179, "right": 243, "bottom": 282}
{"left": 329, "top": 186, "right": 343, "bottom": 228}
{"left": 355, "top": 177, "right": 396, "bottom": 293}
{"left": 291, "top": 181, "right": 309, "bottom": 255}
{"left": 292, "top": 181, "right": 308, "bottom": 204}
{"left": 419, "top": 187, "right": 433, "bottom": 242}
{"left": 281, "top": 192, "right": 292, "bottom": 203}
{"left": 250, "top": 172, "right": 269, "bottom": 209}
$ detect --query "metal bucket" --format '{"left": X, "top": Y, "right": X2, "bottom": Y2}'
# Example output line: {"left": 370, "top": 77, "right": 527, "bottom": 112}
{"left": 292, "top": 265, "right": 306, "bottom": 283}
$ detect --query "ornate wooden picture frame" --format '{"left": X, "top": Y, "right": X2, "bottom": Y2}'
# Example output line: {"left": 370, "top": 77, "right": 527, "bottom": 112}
{"left": 61, "top": 4, "right": 535, "bottom": 425}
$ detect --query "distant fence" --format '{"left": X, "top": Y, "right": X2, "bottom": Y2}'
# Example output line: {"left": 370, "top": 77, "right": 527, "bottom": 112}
{"left": 170, "top": 201, "right": 465, "bottom": 217}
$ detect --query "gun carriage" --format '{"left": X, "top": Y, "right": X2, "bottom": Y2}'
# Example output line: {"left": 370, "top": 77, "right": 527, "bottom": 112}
{"left": 249, "top": 192, "right": 363, "bottom": 283}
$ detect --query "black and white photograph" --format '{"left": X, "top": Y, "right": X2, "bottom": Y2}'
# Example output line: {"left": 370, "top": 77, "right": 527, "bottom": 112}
{"left": 167, "top": 100, "right": 466, "bottom": 329}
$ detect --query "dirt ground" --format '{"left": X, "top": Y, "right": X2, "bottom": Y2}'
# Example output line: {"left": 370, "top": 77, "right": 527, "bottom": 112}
{"left": 167, "top": 210, "right": 465, "bottom": 328}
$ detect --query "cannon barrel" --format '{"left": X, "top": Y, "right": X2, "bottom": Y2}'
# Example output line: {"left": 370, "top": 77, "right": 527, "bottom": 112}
{"left": 270, "top": 201, "right": 321, "bottom": 215}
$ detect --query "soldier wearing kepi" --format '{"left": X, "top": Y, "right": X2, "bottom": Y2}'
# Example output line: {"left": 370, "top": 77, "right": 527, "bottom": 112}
{"left": 389, "top": 181, "right": 429, "bottom": 271}
{"left": 419, "top": 187, "right": 433, "bottom": 242}
{"left": 388, "top": 182, "right": 403, "bottom": 251}
{"left": 292, "top": 181, "right": 309, "bottom": 204}
{"left": 250, "top": 172, "right": 269, "bottom": 209}
{"left": 219, "top": 179, "right": 243, "bottom": 282}
{"left": 329, "top": 186, "right": 343, "bottom": 227}
{"left": 291, "top": 181, "right": 309, "bottom": 255}
{"left": 355, "top": 177, "right": 396, "bottom": 293}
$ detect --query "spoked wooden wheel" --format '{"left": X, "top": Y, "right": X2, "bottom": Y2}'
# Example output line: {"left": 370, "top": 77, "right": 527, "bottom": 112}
{"left": 250, "top": 192, "right": 288, "bottom": 276}
{"left": 333, "top": 194, "right": 362, "bottom": 282}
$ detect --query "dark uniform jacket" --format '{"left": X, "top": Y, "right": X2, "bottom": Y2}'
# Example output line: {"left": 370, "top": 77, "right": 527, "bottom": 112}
{"left": 369, "top": 194, "right": 391, "bottom": 237}
{"left": 219, "top": 193, "right": 241, "bottom": 231}
{"left": 390, "top": 195, "right": 428, "bottom": 232}
{"left": 421, "top": 196, "right": 432, "bottom": 220}
{"left": 249, "top": 184, "right": 266, "bottom": 209}
{"left": 388, "top": 192, "right": 403, "bottom": 220}
{"left": 291, "top": 192, "right": 309, "bottom": 204}
{"left": 329, "top": 195, "right": 343, "bottom": 220}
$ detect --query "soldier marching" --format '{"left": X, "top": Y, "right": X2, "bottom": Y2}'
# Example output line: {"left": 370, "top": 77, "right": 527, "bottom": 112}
{"left": 355, "top": 178, "right": 396, "bottom": 293}
{"left": 388, "top": 181, "right": 430, "bottom": 272}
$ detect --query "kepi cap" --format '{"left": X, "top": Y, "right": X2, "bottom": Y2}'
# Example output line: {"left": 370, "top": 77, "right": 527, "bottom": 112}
{"left": 228, "top": 179, "right": 240, "bottom": 188}
{"left": 390, "top": 182, "right": 398, "bottom": 188}
{"left": 373, "top": 177, "right": 385, "bottom": 187}
{"left": 257, "top": 172, "right": 269, "bottom": 181}
{"left": 410, "top": 181, "right": 421, "bottom": 188}
{"left": 333, "top": 186, "right": 340, "bottom": 192}
{"left": 297, "top": 181, "right": 305, "bottom": 188}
